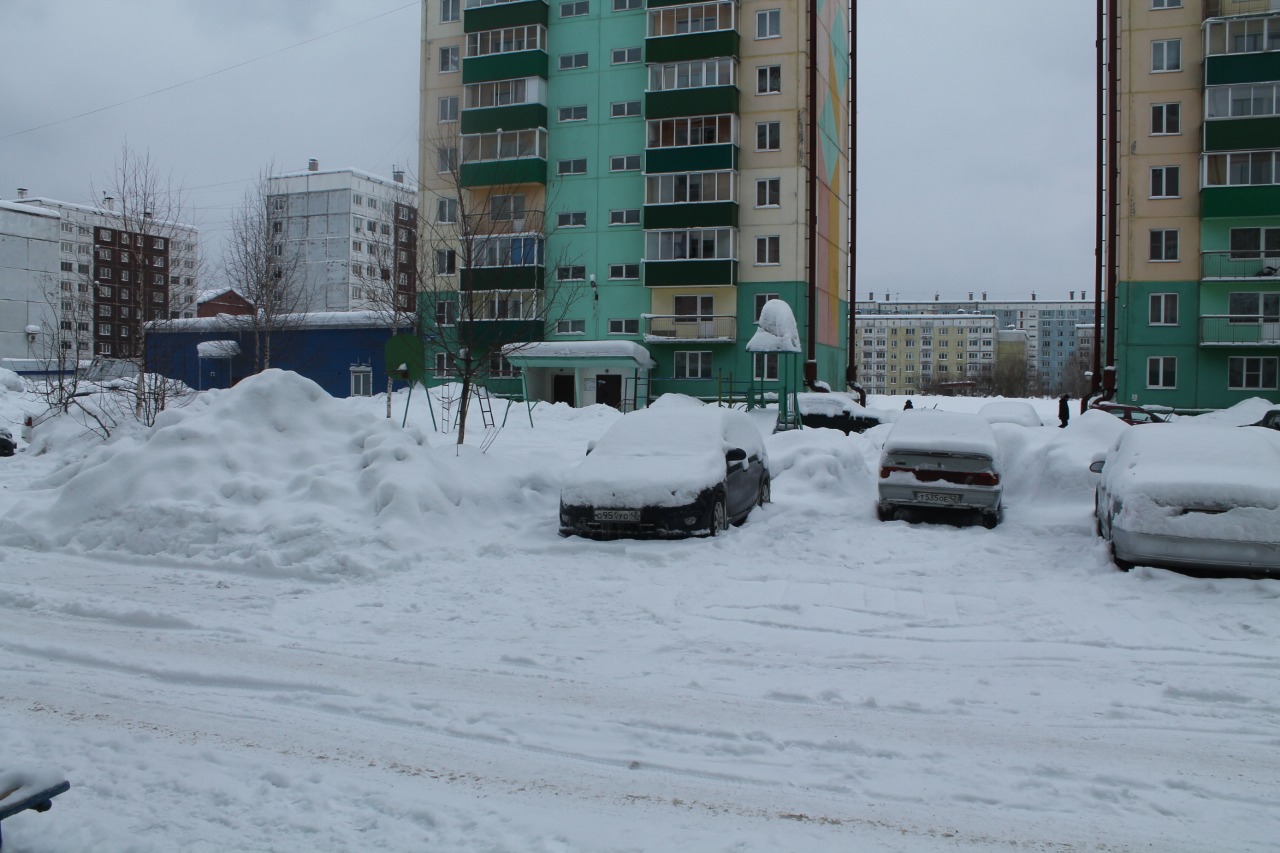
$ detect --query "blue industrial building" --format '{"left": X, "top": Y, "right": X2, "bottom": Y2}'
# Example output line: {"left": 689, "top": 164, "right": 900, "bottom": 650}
{"left": 147, "top": 311, "right": 411, "bottom": 398}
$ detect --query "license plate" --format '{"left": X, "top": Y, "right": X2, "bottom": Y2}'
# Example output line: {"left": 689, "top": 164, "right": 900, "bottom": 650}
{"left": 594, "top": 509, "right": 640, "bottom": 522}
{"left": 915, "top": 491, "right": 961, "bottom": 505}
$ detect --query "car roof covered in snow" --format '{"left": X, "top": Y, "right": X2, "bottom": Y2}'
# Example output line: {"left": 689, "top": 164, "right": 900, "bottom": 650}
{"left": 1105, "top": 423, "right": 1280, "bottom": 507}
{"left": 883, "top": 409, "right": 998, "bottom": 458}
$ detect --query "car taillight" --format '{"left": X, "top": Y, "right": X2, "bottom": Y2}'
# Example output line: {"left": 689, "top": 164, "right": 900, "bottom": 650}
{"left": 969, "top": 472, "right": 1000, "bottom": 487}
{"left": 880, "top": 465, "right": 909, "bottom": 479}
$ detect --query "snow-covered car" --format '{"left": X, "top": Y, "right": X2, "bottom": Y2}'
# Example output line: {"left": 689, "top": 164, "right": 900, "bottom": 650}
{"left": 1090, "top": 424, "right": 1280, "bottom": 573}
{"left": 0, "top": 427, "right": 15, "bottom": 457}
{"left": 559, "top": 405, "right": 770, "bottom": 539}
{"left": 795, "top": 392, "right": 884, "bottom": 434}
{"left": 1090, "top": 401, "right": 1166, "bottom": 425}
{"left": 1248, "top": 408, "right": 1280, "bottom": 431}
{"left": 978, "top": 400, "right": 1043, "bottom": 427}
{"left": 877, "top": 410, "right": 1003, "bottom": 528}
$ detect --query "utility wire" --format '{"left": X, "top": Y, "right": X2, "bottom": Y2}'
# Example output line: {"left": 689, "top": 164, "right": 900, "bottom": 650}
{"left": 1, "top": 1, "right": 417, "bottom": 141}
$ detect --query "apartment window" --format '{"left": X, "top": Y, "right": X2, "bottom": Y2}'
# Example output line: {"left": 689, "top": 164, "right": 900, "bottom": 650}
{"left": 609, "top": 208, "right": 640, "bottom": 225}
{"left": 437, "top": 197, "right": 458, "bottom": 223}
{"left": 559, "top": 105, "right": 588, "bottom": 122}
{"left": 1229, "top": 227, "right": 1280, "bottom": 259}
{"left": 97, "top": 247, "right": 113, "bottom": 261}
{"left": 645, "top": 228, "right": 735, "bottom": 260}
{"left": 465, "top": 78, "right": 534, "bottom": 109}
{"left": 98, "top": 228, "right": 113, "bottom": 241}
{"left": 556, "top": 319, "right": 587, "bottom": 334}
{"left": 559, "top": 52, "right": 588, "bottom": 70}
{"left": 1150, "top": 166, "right": 1179, "bottom": 198}
{"left": 613, "top": 0, "right": 642, "bottom": 9}
{"left": 434, "top": 352, "right": 457, "bottom": 378}
{"left": 1152, "top": 39, "right": 1180, "bottom": 72}
{"left": 99, "top": 267, "right": 113, "bottom": 281}
{"left": 755, "top": 235, "right": 780, "bottom": 265}
{"left": 489, "top": 356, "right": 521, "bottom": 378}
{"left": 610, "top": 154, "right": 641, "bottom": 171}
{"left": 648, "top": 2, "right": 736, "bottom": 38}
{"left": 490, "top": 194, "right": 526, "bottom": 222}
{"left": 350, "top": 367, "right": 373, "bottom": 397}
{"left": 675, "top": 351, "right": 712, "bottom": 379}
{"left": 754, "top": 292, "right": 781, "bottom": 320}
{"left": 610, "top": 100, "right": 641, "bottom": 118}
{"left": 1206, "top": 151, "right": 1280, "bottom": 187}
{"left": 646, "top": 171, "right": 734, "bottom": 204}
{"left": 756, "top": 178, "right": 780, "bottom": 207}
{"left": 352, "top": 193, "right": 364, "bottom": 207}
{"left": 756, "top": 121, "right": 781, "bottom": 151}
{"left": 1147, "top": 356, "right": 1177, "bottom": 389}
{"left": 467, "top": 25, "right": 546, "bottom": 57}
{"left": 1229, "top": 356, "right": 1279, "bottom": 389}
{"left": 438, "top": 147, "right": 458, "bottom": 173}
{"left": 674, "top": 294, "right": 713, "bottom": 319}
{"left": 435, "top": 249, "right": 457, "bottom": 275}
{"left": 441, "top": 0, "right": 460, "bottom": 21}
{"left": 556, "top": 265, "right": 587, "bottom": 281}
{"left": 98, "top": 304, "right": 111, "bottom": 317}
{"left": 558, "top": 211, "right": 587, "bottom": 227}
{"left": 646, "top": 114, "right": 735, "bottom": 147}
{"left": 609, "top": 263, "right": 640, "bottom": 279}
{"left": 611, "top": 46, "right": 642, "bottom": 63}
{"left": 1205, "top": 16, "right": 1280, "bottom": 55}
{"left": 435, "top": 300, "right": 457, "bottom": 327}
{"left": 1149, "top": 229, "right": 1178, "bottom": 261}
{"left": 756, "top": 8, "right": 780, "bottom": 39}
{"left": 557, "top": 158, "right": 588, "bottom": 175}
{"left": 648, "top": 58, "right": 736, "bottom": 91}
{"left": 560, "top": 0, "right": 589, "bottom": 16}
{"left": 609, "top": 318, "right": 640, "bottom": 334}
{"left": 60, "top": 261, "right": 73, "bottom": 272}
{"left": 439, "top": 96, "right": 459, "bottom": 122}
{"left": 1151, "top": 0, "right": 1180, "bottom": 7}
{"left": 152, "top": 238, "right": 165, "bottom": 250}
{"left": 1151, "top": 102, "right": 1180, "bottom": 135}
{"left": 98, "top": 323, "right": 112, "bottom": 336}
{"left": 99, "top": 343, "right": 112, "bottom": 355}
{"left": 1207, "top": 83, "right": 1280, "bottom": 119}
{"left": 1148, "top": 293, "right": 1179, "bottom": 325}
{"left": 753, "top": 352, "right": 779, "bottom": 381}
{"left": 1228, "top": 292, "right": 1280, "bottom": 322}
{"left": 439, "top": 45, "right": 459, "bottom": 72}
{"left": 756, "top": 65, "right": 781, "bottom": 95}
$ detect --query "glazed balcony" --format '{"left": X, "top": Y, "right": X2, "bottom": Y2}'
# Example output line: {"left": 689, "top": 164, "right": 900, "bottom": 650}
{"left": 643, "top": 314, "right": 737, "bottom": 342}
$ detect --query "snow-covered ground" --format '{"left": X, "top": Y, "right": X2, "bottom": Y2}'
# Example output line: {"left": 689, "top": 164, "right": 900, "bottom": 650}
{"left": 1, "top": 372, "right": 1278, "bottom": 852}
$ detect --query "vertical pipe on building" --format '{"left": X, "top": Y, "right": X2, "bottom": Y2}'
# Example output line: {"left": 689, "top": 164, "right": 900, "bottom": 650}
{"left": 1104, "top": 0, "right": 1119, "bottom": 395}
{"left": 1093, "top": 0, "right": 1105, "bottom": 401}
{"left": 804, "top": 0, "right": 819, "bottom": 387}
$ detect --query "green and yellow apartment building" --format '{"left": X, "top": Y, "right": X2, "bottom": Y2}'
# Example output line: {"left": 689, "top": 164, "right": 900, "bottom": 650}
{"left": 1117, "top": 0, "right": 1280, "bottom": 411}
{"left": 418, "top": 0, "right": 849, "bottom": 408}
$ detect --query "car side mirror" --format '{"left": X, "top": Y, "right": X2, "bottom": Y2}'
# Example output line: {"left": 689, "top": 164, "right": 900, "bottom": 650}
{"left": 1088, "top": 455, "right": 1105, "bottom": 474}
{"left": 726, "top": 447, "right": 747, "bottom": 467}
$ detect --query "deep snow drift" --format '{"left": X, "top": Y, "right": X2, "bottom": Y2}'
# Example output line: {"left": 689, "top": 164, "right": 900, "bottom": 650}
{"left": 1, "top": 374, "right": 1278, "bottom": 852}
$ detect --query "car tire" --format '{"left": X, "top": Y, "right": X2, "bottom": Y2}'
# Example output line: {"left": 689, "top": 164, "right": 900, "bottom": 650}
{"left": 876, "top": 504, "right": 895, "bottom": 522}
{"left": 981, "top": 510, "right": 999, "bottom": 530}
{"left": 1110, "top": 543, "right": 1133, "bottom": 572}
{"left": 757, "top": 476, "right": 771, "bottom": 507}
{"left": 709, "top": 496, "right": 727, "bottom": 536}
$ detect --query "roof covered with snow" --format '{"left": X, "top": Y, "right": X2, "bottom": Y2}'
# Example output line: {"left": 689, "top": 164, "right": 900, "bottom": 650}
{"left": 746, "top": 299, "right": 801, "bottom": 353}
{"left": 151, "top": 310, "right": 409, "bottom": 332}
{"left": 502, "top": 340, "right": 655, "bottom": 368}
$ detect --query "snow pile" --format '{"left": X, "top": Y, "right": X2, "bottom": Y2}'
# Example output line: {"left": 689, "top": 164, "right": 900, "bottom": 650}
{"left": 0, "top": 367, "right": 25, "bottom": 393}
{"left": 995, "top": 409, "right": 1128, "bottom": 508}
{"left": 765, "top": 427, "right": 874, "bottom": 495}
{"left": 746, "top": 299, "right": 801, "bottom": 353}
{"left": 977, "top": 400, "right": 1043, "bottom": 427}
{"left": 794, "top": 391, "right": 873, "bottom": 418}
{"left": 1182, "top": 395, "right": 1277, "bottom": 426}
{"left": 2, "top": 370, "right": 556, "bottom": 574}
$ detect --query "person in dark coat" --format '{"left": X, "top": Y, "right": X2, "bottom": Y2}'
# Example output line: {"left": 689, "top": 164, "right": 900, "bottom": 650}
{"left": 903, "top": 399, "right": 914, "bottom": 410}
{"left": 1058, "top": 394, "right": 1070, "bottom": 428}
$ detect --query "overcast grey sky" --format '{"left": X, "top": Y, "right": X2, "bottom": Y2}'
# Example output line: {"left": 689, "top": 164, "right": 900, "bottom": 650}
{"left": 0, "top": 1, "right": 1097, "bottom": 302}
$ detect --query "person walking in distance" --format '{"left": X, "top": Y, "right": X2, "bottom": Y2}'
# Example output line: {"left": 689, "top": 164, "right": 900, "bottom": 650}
{"left": 1058, "top": 394, "right": 1070, "bottom": 428}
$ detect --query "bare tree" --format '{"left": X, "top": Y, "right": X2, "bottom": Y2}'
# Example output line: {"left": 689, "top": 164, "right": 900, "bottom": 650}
{"left": 91, "top": 144, "right": 197, "bottom": 424}
{"left": 990, "top": 354, "right": 1029, "bottom": 397}
{"left": 223, "top": 164, "right": 310, "bottom": 373}
{"left": 35, "top": 273, "right": 116, "bottom": 437}
{"left": 416, "top": 136, "right": 583, "bottom": 445}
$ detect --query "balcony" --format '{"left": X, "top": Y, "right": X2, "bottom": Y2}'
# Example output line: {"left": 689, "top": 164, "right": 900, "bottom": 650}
{"left": 643, "top": 314, "right": 736, "bottom": 342}
{"left": 1202, "top": 250, "right": 1280, "bottom": 279}
{"left": 1200, "top": 314, "right": 1280, "bottom": 345}
{"left": 464, "top": 0, "right": 547, "bottom": 34}
{"left": 1204, "top": 0, "right": 1279, "bottom": 19}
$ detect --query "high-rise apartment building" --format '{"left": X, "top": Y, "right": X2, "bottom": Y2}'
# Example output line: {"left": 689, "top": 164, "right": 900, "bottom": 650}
{"left": 267, "top": 163, "right": 419, "bottom": 314}
{"left": 1113, "top": 0, "right": 1280, "bottom": 410}
{"left": 418, "top": 0, "right": 849, "bottom": 406}
{"left": 12, "top": 192, "right": 200, "bottom": 359}
{"left": 0, "top": 200, "right": 59, "bottom": 364}
{"left": 853, "top": 313, "right": 1001, "bottom": 396}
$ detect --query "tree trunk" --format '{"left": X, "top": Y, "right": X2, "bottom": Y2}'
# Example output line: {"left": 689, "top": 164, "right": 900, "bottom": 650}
{"left": 456, "top": 374, "right": 471, "bottom": 446}
{"left": 386, "top": 376, "right": 393, "bottom": 418}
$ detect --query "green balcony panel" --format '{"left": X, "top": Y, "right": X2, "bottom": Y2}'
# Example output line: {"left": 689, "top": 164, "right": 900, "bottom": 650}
{"left": 646, "top": 0, "right": 691, "bottom": 7}
{"left": 460, "top": 318, "right": 545, "bottom": 349}
{"left": 645, "top": 31, "right": 739, "bottom": 64}
{"left": 464, "top": 0, "right": 547, "bottom": 33}
{"left": 1201, "top": 185, "right": 1280, "bottom": 217}
{"left": 460, "top": 103, "right": 547, "bottom": 134}
{"left": 643, "top": 259, "right": 736, "bottom": 287}
{"left": 645, "top": 144, "right": 737, "bottom": 174}
{"left": 460, "top": 158, "right": 547, "bottom": 188}
{"left": 645, "top": 86, "right": 738, "bottom": 120}
{"left": 643, "top": 201, "right": 737, "bottom": 229}
{"left": 1204, "top": 116, "right": 1280, "bottom": 152}
{"left": 463, "top": 51, "right": 549, "bottom": 84}
{"left": 461, "top": 266, "right": 545, "bottom": 291}
{"left": 1206, "top": 52, "right": 1280, "bottom": 86}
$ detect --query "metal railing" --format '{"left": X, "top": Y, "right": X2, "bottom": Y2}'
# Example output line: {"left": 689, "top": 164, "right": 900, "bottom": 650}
{"left": 1200, "top": 314, "right": 1280, "bottom": 345}
{"left": 643, "top": 314, "right": 736, "bottom": 342}
{"left": 1201, "top": 250, "right": 1280, "bottom": 280}
{"left": 1204, "top": 0, "right": 1280, "bottom": 20}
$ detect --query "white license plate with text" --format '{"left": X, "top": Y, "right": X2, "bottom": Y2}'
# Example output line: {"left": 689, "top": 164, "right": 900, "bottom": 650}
{"left": 594, "top": 509, "right": 641, "bottom": 522}
{"left": 914, "top": 491, "right": 961, "bottom": 505}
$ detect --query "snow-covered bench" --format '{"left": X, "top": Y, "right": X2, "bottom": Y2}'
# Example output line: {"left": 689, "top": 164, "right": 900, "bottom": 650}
{"left": 0, "top": 769, "right": 70, "bottom": 850}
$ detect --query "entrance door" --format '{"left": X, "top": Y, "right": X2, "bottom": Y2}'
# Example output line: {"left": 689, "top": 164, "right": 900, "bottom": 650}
{"left": 552, "top": 374, "right": 576, "bottom": 406}
{"left": 595, "top": 374, "right": 622, "bottom": 409}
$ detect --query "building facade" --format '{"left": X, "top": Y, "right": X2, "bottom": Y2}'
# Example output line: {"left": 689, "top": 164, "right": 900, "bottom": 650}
{"left": 852, "top": 313, "right": 1003, "bottom": 397}
{"left": 0, "top": 200, "right": 60, "bottom": 364}
{"left": 418, "top": 0, "right": 849, "bottom": 406}
{"left": 267, "top": 163, "right": 419, "bottom": 315}
{"left": 1115, "top": 0, "right": 1280, "bottom": 410}
{"left": 854, "top": 297, "right": 1097, "bottom": 394}
{"left": 12, "top": 193, "right": 199, "bottom": 359}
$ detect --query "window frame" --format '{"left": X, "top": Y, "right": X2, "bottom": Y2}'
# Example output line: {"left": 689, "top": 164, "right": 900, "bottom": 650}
{"left": 756, "top": 65, "right": 781, "bottom": 95}
{"left": 558, "top": 104, "right": 588, "bottom": 122}
{"left": 755, "top": 235, "right": 781, "bottom": 265}
{"left": 556, "top": 158, "right": 588, "bottom": 176}
{"left": 674, "top": 350, "right": 713, "bottom": 379}
{"left": 1151, "top": 102, "right": 1181, "bottom": 135}
{"left": 559, "top": 52, "right": 589, "bottom": 70}
{"left": 1228, "top": 356, "right": 1279, "bottom": 390}
{"left": 1148, "top": 292, "right": 1179, "bottom": 326}
{"left": 1149, "top": 228, "right": 1179, "bottom": 262}
{"left": 1150, "top": 165, "right": 1180, "bottom": 198}
{"left": 1146, "top": 356, "right": 1177, "bottom": 389}
{"left": 1151, "top": 38, "right": 1181, "bottom": 73}
{"left": 755, "top": 120, "right": 781, "bottom": 152}
{"left": 755, "top": 8, "right": 780, "bottom": 39}
{"left": 439, "top": 45, "right": 460, "bottom": 73}
{"left": 755, "top": 177, "right": 780, "bottom": 208}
